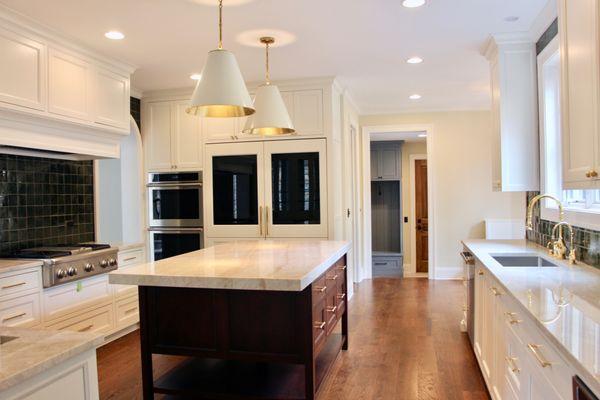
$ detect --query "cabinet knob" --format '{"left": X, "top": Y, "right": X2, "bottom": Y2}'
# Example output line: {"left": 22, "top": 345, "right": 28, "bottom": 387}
{"left": 591, "top": 170, "right": 598, "bottom": 178}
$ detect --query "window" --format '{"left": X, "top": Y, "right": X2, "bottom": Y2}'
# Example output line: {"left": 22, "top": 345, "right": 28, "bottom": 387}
{"left": 538, "top": 37, "right": 600, "bottom": 227}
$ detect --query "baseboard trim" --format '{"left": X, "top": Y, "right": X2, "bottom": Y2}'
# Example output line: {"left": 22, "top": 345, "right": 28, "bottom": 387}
{"left": 433, "top": 266, "right": 463, "bottom": 280}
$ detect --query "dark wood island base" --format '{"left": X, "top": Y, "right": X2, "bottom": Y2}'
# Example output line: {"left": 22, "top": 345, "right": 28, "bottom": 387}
{"left": 138, "top": 255, "right": 348, "bottom": 399}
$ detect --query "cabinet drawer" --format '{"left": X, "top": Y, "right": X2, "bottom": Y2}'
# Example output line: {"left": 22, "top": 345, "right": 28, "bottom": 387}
{"left": 117, "top": 248, "right": 145, "bottom": 267}
{"left": 0, "top": 269, "right": 40, "bottom": 299}
{"left": 312, "top": 274, "right": 327, "bottom": 306}
{"left": 312, "top": 300, "right": 327, "bottom": 351}
{"left": 0, "top": 292, "right": 41, "bottom": 327}
{"left": 47, "top": 304, "right": 114, "bottom": 334}
{"left": 325, "top": 285, "right": 338, "bottom": 335}
{"left": 115, "top": 295, "right": 139, "bottom": 330}
{"left": 43, "top": 274, "right": 112, "bottom": 321}
{"left": 372, "top": 257, "right": 401, "bottom": 270}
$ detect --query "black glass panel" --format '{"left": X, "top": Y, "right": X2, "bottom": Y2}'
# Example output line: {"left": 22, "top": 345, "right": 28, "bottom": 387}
{"left": 271, "top": 152, "right": 320, "bottom": 225}
{"left": 152, "top": 188, "right": 200, "bottom": 220}
{"left": 153, "top": 233, "right": 202, "bottom": 261}
{"left": 212, "top": 155, "right": 258, "bottom": 225}
{"left": 150, "top": 172, "right": 200, "bottom": 183}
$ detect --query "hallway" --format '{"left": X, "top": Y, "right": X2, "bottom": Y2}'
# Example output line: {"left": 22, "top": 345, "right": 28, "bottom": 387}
{"left": 97, "top": 279, "right": 489, "bottom": 400}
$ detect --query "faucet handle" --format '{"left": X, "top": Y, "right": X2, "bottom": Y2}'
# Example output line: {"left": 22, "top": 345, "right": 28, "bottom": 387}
{"left": 568, "top": 247, "right": 577, "bottom": 265}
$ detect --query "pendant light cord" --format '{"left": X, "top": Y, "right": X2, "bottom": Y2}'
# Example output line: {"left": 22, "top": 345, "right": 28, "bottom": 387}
{"left": 265, "top": 41, "right": 270, "bottom": 84}
{"left": 218, "top": 0, "right": 223, "bottom": 49}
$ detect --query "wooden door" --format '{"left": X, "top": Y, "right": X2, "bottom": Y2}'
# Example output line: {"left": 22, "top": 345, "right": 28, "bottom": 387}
{"left": 415, "top": 159, "right": 428, "bottom": 273}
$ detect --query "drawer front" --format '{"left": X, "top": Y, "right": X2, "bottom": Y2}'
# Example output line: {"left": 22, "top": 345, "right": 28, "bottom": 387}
{"left": 47, "top": 304, "right": 114, "bottom": 334}
{"left": 311, "top": 274, "right": 327, "bottom": 306}
{"left": 0, "top": 292, "right": 41, "bottom": 327}
{"left": 325, "top": 285, "right": 338, "bottom": 335}
{"left": 112, "top": 262, "right": 140, "bottom": 297}
{"left": 117, "top": 247, "right": 145, "bottom": 267}
{"left": 313, "top": 300, "right": 327, "bottom": 351}
{"left": 372, "top": 258, "right": 400, "bottom": 269}
{"left": 43, "top": 274, "right": 112, "bottom": 321}
{"left": 0, "top": 269, "right": 40, "bottom": 299}
{"left": 115, "top": 295, "right": 139, "bottom": 330}
{"left": 501, "top": 293, "right": 526, "bottom": 341}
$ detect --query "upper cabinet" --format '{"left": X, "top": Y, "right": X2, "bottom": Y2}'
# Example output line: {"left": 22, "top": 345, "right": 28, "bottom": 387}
{"left": 484, "top": 35, "right": 540, "bottom": 192}
{"left": 559, "top": 0, "right": 600, "bottom": 189}
{"left": 143, "top": 100, "right": 203, "bottom": 172}
{"left": 48, "top": 48, "right": 93, "bottom": 121}
{"left": 371, "top": 143, "right": 401, "bottom": 181}
{"left": 94, "top": 67, "right": 130, "bottom": 130}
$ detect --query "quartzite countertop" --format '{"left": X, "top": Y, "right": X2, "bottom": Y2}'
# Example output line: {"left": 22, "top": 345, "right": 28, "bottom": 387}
{"left": 109, "top": 240, "right": 351, "bottom": 291}
{"left": 0, "top": 259, "right": 43, "bottom": 275}
{"left": 0, "top": 326, "right": 103, "bottom": 391}
{"left": 462, "top": 239, "right": 600, "bottom": 394}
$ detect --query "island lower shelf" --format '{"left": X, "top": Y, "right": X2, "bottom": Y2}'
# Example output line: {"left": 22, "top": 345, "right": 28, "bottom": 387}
{"left": 137, "top": 255, "right": 348, "bottom": 400}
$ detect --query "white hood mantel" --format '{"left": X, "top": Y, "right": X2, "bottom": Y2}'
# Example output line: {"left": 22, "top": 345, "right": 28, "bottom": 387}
{"left": 0, "top": 5, "right": 136, "bottom": 159}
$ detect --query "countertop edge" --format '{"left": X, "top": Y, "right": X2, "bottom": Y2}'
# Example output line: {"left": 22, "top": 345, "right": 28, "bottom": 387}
{"left": 462, "top": 239, "right": 600, "bottom": 395}
{"left": 0, "top": 259, "right": 43, "bottom": 275}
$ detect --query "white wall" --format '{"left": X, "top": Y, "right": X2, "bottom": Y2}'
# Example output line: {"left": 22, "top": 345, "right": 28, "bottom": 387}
{"left": 360, "top": 111, "right": 525, "bottom": 279}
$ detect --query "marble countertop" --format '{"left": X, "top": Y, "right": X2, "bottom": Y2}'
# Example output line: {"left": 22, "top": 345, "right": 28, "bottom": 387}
{"left": 0, "top": 259, "right": 43, "bottom": 275}
{"left": 463, "top": 239, "right": 600, "bottom": 394}
{"left": 110, "top": 241, "right": 145, "bottom": 252}
{"left": 0, "top": 326, "right": 103, "bottom": 391}
{"left": 109, "top": 240, "right": 351, "bottom": 291}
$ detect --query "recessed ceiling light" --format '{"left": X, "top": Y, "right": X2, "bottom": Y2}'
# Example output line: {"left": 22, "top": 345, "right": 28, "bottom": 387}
{"left": 104, "top": 31, "right": 124, "bottom": 40}
{"left": 190, "top": 74, "right": 202, "bottom": 80}
{"left": 402, "top": 0, "right": 425, "bottom": 8}
{"left": 418, "top": 133, "right": 427, "bottom": 138}
{"left": 407, "top": 56, "right": 423, "bottom": 64}
{"left": 409, "top": 94, "right": 422, "bottom": 100}
{"left": 504, "top": 16, "right": 519, "bottom": 22}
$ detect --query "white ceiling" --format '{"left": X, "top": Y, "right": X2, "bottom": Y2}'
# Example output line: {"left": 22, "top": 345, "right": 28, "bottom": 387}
{"left": 0, "top": 0, "right": 550, "bottom": 114}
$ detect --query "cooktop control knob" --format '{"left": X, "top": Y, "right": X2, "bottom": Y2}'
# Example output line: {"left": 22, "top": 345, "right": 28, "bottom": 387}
{"left": 67, "top": 267, "right": 77, "bottom": 276}
{"left": 109, "top": 258, "right": 117, "bottom": 267}
{"left": 56, "top": 269, "right": 66, "bottom": 279}
{"left": 100, "top": 260, "right": 109, "bottom": 268}
{"left": 84, "top": 263, "right": 94, "bottom": 272}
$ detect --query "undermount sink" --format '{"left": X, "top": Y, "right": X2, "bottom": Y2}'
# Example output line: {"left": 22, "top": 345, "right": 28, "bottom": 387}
{"left": 492, "top": 254, "right": 558, "bottom": 268}
{"left": 0, "top": 335, "right": 18, "bottom": 345}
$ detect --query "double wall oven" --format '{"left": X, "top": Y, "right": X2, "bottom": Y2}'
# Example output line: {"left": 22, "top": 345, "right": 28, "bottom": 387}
{"left": 147, "top": 172, "right": 203, "bottom": 260}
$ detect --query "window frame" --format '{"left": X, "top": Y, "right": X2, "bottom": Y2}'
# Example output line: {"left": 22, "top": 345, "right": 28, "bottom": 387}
{"left": 537, "top": 36, "right": 600, "bottom": 231}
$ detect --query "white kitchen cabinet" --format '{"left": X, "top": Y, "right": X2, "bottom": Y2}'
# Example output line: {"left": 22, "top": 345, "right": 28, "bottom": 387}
{"left": 144, "top": 100, "right": 203, "bottom": 172}
{"left": 204, "top": 139, "right": 328, "bottom": 239}
{"left": 46, "top": 304, "right": 115, "bottom": 335}
{"left": 291, "top": 89, "right": 324, "bottom": 136}
{"left": 0, "top": 292, "right": 41, "bottom": 328}
{"left": 559, "top": 0, "right": 600, "bottom": 189}
{"left": 94, "top": 67, "right": 130, "bottom": 130}
{"left": 371, "top": 143, "right": 401, "bottom": 181}
{"left": 484, "top": 35, "right": 539, "bottom": 192}
{"left": 202, "top": 117, "right": 239, "bottom": 142}
{"left": 48, "top": 48, "right": 93, "bottom": 122}
{"left": 0, "top": 25, "right": 46, "bottom": 111}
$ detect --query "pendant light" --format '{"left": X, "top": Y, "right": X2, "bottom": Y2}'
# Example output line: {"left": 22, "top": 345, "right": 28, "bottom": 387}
{"left": 186, "top": 0, "right": 254, "bottom": 117}
{"left": 243, "top": 37, "right": 295, "bottom": 135}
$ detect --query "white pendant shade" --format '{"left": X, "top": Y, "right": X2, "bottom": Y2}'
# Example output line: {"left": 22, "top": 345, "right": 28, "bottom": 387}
{"left": 186, "top": 49, "right": 255, "bottom": 117}
{"left": 243, "top": 84, "right": 295, "bottom": 135}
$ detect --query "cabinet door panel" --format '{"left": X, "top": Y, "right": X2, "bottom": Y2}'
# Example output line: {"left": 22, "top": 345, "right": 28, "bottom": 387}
{"left": 379, "top": 148, "right": 400, "bottom": 179}
{"left": 370, "top": 149, "right": 379, "bottom": 179}
{"left": 203, "top": 117, "right": 238, "bottom": 142}
{"left": 560, "top": 0, "right": 599, "bottom": 186}
{"left": 172, "top": 101, "right": 203, "bottom": 170}
{"left": 264, "top": 139, "right": 328, "bottom": 238}
{"left": 293, "top": 90, "right": 323, "bottom": 136}
{"left": 144, "top": 101, "right": 173, "bottom": 171}
{"left": 94, "top": 67, "right": 129, "bottom": 130}
{"left": 0, "top": 27, "right": 46, "bottom": 111}
{"left": 48, "top": 48, "right": 92, "bottom": 121}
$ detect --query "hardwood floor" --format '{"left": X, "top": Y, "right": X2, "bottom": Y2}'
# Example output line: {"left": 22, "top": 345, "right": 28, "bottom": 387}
{"left": 97, "top": 278, "right": 489, "bottom": 400}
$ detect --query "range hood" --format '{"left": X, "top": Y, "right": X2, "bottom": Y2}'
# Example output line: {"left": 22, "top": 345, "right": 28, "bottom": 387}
{"left": 0, "top": 145, "right": 98, "bottom": 161}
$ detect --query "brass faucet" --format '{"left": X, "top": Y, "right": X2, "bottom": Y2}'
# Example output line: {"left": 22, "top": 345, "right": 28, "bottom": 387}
{"left": 526, "top": 194, "right": 565, "bottom": 231}
{"left": 551, "top": 222, "right": 577, "bottom": 265}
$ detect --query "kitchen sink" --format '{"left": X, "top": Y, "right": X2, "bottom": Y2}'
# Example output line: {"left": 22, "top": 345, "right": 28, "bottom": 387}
{"left": 0, "top": 335, "right": 18, "bottom": 345}
{"left": 492, "top": 254, "right": 558, "bottom": 268}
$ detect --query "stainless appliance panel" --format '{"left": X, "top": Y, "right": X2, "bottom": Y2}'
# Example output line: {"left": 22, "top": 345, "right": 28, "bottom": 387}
{"left": 149, "top": 228, "right": 204, "bottom": 261}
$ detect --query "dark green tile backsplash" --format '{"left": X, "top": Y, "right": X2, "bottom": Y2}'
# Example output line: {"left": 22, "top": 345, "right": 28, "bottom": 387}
{"left": 0, "top": 154, "right": 95, "bottom": 256}
{"left": 526, "top": 192, "right": 600, "bottom": 269}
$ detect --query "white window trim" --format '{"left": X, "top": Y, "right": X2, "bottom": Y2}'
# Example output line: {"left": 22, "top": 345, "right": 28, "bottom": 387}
{"left": 538, "top": 36, "right": 600, "bottom": 231}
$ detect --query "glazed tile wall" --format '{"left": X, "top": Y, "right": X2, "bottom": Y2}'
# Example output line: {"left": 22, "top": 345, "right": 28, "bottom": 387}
{"left": 0, "top": 154, "right": 95, "bottom": 256}
{"left": 526, "top": 192, "right": 600, "bottom": 268}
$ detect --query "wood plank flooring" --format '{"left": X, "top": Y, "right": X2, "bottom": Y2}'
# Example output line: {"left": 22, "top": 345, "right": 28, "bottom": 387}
{"left": 96, "top": 278, "right": 489, "bottom": 400}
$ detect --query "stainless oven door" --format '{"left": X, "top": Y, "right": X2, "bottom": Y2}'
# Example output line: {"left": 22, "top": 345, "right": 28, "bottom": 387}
{"left": 149, "top": 228, "right": 204, "bottom": 261}
{"left": 148, "top": 183, "right": 203, "bottom": 228}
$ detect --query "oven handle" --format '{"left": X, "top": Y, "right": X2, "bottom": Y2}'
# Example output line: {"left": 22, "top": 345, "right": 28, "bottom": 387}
{"left": 148, "top": 227, "right": 204, "bottom": 233}
{"left": 146, "top": 182, "right": 203, "bottom": 188}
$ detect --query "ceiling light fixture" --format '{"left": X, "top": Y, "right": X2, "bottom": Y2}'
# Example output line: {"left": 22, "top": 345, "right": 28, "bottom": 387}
{"left": 418, "top": 133, "right": 427, "bottom": 138}
{"left": 186, "top": 0, "right": 254, "bottom": 117}
{"left": 409, "top": 94, "right": 422, "bottom": 100}
{"left": 190, "top": 73, "right": 202, "bottom": 80}
{"left": 402, "top": 0, "right": 425, "bottom": 8}
{"left": 104, "top": 31, "right": 125, "bottom": 40}
{"left": 407, "top": 56, "right": 423, "bottom": 64}
{"left": 243, "top": 37, "right": 294, "bottom": 136}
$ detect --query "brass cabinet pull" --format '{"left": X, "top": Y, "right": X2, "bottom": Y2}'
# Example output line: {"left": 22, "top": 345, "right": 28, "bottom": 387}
{"left": 592, "top": 170, "right": 598, "bottom": 178}
{"left": 337, "top": 293, "right": 346, "bottom": 300}
{"left": 336, "top": 265, "right": 347, "bottom": 271}
{"left": 78, "top": 324, "right": 94, "bottom": 332}
{"left": 314, "top": 321, "right": 326, "bottom": 330}
{"left": 2, "top": 282, "right": 26, "bottom": 290}
{"left": 2, "top": 312, "right": 26, "bottom": 322}
{"left": 327, "top": 306, "right": 337, "bottom": 313}
{"left": 123, "top": 256, "right": 137, "bottom": 262}
{"left": 527, "top": 344, "right": 552, "bottom": 368}
{"left": 259, "top": 206, "right": 263, "bottom": 236}
{"left": 586, "top": 171, "right": 592, "bottom": 178}
{"left": 314, "top": 286, "right": 327, "bottom": 293}
{"left": 504, "top": 312, "right": 522, "bottom": 325}
{"left": 490, "top": 287, "right": 502, "bottom": 296}
{"left": 478, "top": 270, "right": 484, "bottom": 276}
{"left": 506, "top": 357, "right": 520, "bottom": 373}
{"left": 265, "top": 206, "right": 269, "bottom": 236}
{"left": 326, "top": 274, "right": 339, "bottom": 281}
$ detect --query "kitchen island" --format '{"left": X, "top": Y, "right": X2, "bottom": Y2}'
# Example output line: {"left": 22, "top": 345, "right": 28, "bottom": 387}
{"left": 109, "top": 240, "right": 351, "bottom": 400}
